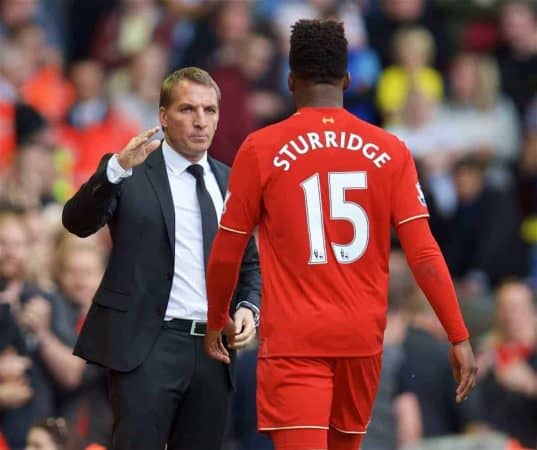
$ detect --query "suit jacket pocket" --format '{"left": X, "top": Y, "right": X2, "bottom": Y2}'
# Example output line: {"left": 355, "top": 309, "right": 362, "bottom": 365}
{"left": 92, "top": 287, "right": 132, "bottom": 312}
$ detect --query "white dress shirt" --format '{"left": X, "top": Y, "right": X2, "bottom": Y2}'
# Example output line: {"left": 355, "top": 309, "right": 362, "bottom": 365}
{"left": 106, "top": 140, "right": 225, "bottom": 321}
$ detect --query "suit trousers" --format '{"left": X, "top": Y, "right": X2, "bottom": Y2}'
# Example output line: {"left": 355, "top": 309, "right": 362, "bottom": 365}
{"left": 107, "top": 323, "right": 231, "bottom": 450}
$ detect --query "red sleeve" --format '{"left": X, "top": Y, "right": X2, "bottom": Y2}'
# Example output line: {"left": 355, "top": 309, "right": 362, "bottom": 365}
{"left": 207, "top": 135, "right": 262, "bottom": 330}
{"left": 219, "top": 136, "right": 263, "bottom": 235}
{"left": 391, "top": 142, "right": 429, "bottom": 227}
{"left": 206, "top": 230, "right": 250, "bottom": 330}
{"left": 397, "top": 218, "right": 469, "bottom": 344}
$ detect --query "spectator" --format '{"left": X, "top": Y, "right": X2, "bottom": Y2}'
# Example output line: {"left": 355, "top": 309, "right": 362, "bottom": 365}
{"left": 388, "top": 89, "right": 458, "bottom": 215}
{"left": 0, "top": 304, "right": 34, "bottom": 450}
{"left": 58, "top": 60, "right": 138, "bottom": 186}
{"left": 397, "top": 289, "right": 482, "bottom": 438}
{"left": 439, "top": 52, "right": 521, "bottom": 164}
{"left": 495, "top": 0, "right": 537, "bottom": 118}
{"left": 0, "top": 42, "right": 33, "bottom": 170}
{"left": 376, "top": 26, "right": 444, "bottom": 124}
{"left": 25, "top": 418, "right": 70, "bottom": 450}
{"left": 90, "top": 0, "right": 173, "bottom": 71}
{"left": 444, "top": 156, "right": 528, "bottom": 290}
{"left": 363, "top": 250, "right": 422, "bottom": 450}
{"left": 112, "top": 44, "right": 169, "bottom": 132}
{"left": 477, "top": 279, "right": 537, "bottom": 448}
{"left": 0, "top": 212, "right": 78, "bottom": 450}
{"left": 51, "top": 236, "right": 112, "bottom": 446}
{"left": 517, "top": 130, "right": 537, "bottom": 288}
{"left": 365, "top": 0, "right": 451, "bottom": 69}
{"left": 14, "top": 22, "right": 75, "bottom": 124}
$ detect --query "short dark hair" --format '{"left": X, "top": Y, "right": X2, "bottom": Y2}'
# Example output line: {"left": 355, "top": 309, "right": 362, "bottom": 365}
{"left": 159, "top": 67, "right": 221, "bottom": 108}
{"left": 289, "top": 19, "right": 348, "bottom": 84}
{"left": 32, "top": 418, "right": 70, "bottom": 449}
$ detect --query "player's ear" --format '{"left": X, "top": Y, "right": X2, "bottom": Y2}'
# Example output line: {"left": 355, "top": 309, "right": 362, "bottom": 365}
{"left": 288, "top": 73, "right": 295, "bottom": 92}
{"left": 342, "top": 72, "right": 351, "bottom": 91}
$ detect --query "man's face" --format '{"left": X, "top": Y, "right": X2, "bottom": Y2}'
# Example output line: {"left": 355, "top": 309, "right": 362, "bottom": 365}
{"left": 159, "top": 80, "right": 219, "bottom": 162}
{"left": 0, "top": 219, "right": 28, "bottom": 280}
{"left": 59, "top": 249, "right": 104, "bottom": 308}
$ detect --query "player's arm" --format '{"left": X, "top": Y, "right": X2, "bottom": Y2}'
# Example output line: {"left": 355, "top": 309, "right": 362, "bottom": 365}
{"left": 397, "top": 218, "right": 478, "bottom": 402}
{"left": 205, "top": 138, "right": 262, "bottom": 364}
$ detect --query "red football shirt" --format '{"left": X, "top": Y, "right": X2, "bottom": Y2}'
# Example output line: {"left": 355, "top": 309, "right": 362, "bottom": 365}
{"left": 220, "top": 107, "right": 429, "bottom": 358}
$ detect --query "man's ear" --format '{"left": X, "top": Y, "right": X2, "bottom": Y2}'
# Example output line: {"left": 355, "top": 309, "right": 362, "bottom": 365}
{"left": 343, "top": 72, "right": 351, "bottom": 91}
{"left": 288, "top": 72, "right": 295, "bottom": 92}
{"left": 159, "top": 106, "right": 167, "bottom": 131}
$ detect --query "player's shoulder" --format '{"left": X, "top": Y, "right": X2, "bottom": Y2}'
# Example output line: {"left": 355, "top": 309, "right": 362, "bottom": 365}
{"left": 246, "top": 114, "right": 298, "bottom": 143}
{"left": 345, "top": 111, "right": 410, "bottom": 158}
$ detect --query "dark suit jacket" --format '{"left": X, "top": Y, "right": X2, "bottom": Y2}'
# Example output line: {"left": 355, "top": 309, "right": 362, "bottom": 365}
{"left": 62, "top": 147, "right": 261, "bottom": 373}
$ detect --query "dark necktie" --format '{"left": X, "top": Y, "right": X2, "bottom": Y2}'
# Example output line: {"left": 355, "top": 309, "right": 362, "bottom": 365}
{"left": 186, "top": 164, "right": 218, "bottom": 269}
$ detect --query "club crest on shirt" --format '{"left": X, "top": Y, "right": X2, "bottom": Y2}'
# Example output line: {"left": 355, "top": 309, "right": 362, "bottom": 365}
{"left": 416, "top": 182, "right": 427, "bottom": 206}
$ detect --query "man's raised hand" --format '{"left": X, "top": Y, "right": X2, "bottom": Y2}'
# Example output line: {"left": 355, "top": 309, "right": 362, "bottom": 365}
{"left": 117, "top": 127, "right": 161, "bottom": 170}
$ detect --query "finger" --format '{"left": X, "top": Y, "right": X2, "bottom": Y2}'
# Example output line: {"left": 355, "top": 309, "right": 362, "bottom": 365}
{"left": 207, "top": 346, "right": 229, "bottom": 364}
{"left": 144, "top": 139, "right": 160, "bottom": 155}
{"left": 232, "top": 323, "right": 255, "bottom": 348}
{"left": 216, "top": 340, "right": 231, "bottom": 364}
{"left": 140, "top": 126, "right": 160, "bottom": 141}
{"left": 206, "top": 342, "right": 227, "bottom": 363}
{"left": 234, "top": 316, "right": 244, "bottom": 335}
{"left": 130, "top": 127, "right": 160, "bottom": 148}
{"left": 456, "top": 368, "right": 473, "bottom": 402}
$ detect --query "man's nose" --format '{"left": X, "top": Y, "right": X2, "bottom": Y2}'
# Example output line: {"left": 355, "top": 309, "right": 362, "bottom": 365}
{"left": 193, "top": 110, "right": 207, "bottom": 128}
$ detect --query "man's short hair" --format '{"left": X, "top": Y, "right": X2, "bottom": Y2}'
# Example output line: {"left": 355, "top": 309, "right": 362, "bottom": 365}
{"left": 289, "top": 19, "right": 348, "bottom": 84}
{"left": 159, "top": 67, "right": 221, "bottom": 108}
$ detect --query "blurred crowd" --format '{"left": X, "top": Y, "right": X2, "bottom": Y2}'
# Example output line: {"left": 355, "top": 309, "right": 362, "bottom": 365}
{"left": 0, "top": 0, "right": 535, "bottom": 449}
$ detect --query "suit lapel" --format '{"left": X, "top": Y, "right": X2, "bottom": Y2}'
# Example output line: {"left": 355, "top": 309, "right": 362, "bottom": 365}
{"left": 145, "top": 147, "right": 175, "bottom": 251}
{"left": 208, "top": 157, "right": 228, "bottom": 199}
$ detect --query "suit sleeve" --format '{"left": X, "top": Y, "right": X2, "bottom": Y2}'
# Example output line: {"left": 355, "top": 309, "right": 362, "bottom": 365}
{"left": 207, "top": 137, "right": 263, "bottom": 330}
{"left": 62, "top": 154, "right": 122, "bottom": 237}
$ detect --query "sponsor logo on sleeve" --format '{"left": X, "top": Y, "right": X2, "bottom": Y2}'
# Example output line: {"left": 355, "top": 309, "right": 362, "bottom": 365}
{"left": 416, "top": 182, "right": 427, "bottom": 206}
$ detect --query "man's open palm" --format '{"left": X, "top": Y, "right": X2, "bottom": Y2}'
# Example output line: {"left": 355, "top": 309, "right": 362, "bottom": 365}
{"left": 117, "top": 126, "right": 161, "bottom": 170}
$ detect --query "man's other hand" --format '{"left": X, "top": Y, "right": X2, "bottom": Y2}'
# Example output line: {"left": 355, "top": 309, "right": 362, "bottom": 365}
{"left": 117, "top": 127, "right": 161, "bottom": 170}
{"left": 450, "top": 339, "right": 478, "bottom": 403}
{"left": 204, "top": 318, "right": 235, "bottom": 364}
{"left": 231, "top": 307, "right": 256, "bottom": 349}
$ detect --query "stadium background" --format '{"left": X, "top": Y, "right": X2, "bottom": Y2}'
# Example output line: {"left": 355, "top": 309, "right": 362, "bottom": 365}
{"left": 0, "top": 0, "right": 535, "bottom": 449}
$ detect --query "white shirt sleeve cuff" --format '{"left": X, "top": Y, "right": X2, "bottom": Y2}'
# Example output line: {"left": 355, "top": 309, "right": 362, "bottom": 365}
{"left": 107, "top": 154, "right": 133, "bottom": 184}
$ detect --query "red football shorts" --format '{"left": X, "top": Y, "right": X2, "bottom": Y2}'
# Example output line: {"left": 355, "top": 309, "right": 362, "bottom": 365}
{"left": 257, "top": 354, "right": 382, "bottom": 435}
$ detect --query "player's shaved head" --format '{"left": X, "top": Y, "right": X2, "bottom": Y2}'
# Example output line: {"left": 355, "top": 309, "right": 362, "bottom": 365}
{"left": 289, "top": 19, "right": 348, "bottom": 84}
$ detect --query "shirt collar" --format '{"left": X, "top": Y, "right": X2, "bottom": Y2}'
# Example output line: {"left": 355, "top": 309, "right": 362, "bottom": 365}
{"left": 162, "top": 139, "right": 210, "bottom": 176}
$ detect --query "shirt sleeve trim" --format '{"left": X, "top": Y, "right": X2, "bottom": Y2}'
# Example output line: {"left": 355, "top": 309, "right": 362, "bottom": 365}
{"left": 397, "top": 214, "right": 430, "bottom": 226}
{"left": 220, "top": 224, "right": 248, "bottom": 235}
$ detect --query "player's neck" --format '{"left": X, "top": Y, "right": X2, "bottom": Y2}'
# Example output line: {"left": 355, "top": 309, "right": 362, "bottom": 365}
{"left": 293, "top": 86, "right": 344, "bottom": 110}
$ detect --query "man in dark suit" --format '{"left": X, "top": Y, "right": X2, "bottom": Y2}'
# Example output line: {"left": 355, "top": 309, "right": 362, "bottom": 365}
{"left": 62, "top": 67, "right": 261, "bottom": 450}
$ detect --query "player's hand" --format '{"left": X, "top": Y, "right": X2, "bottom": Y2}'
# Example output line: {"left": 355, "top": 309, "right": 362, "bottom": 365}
{"left": 231, "top": 307, "right": 256, "bottom": 349}
{"left": 117, "top": 127, "right": 161, "bottom": 170}
{"left": 204, "top": 318, "right": 235, "bottom": 364}
{"left": 449, "top": 339, "right": 478, "bottom": 403}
